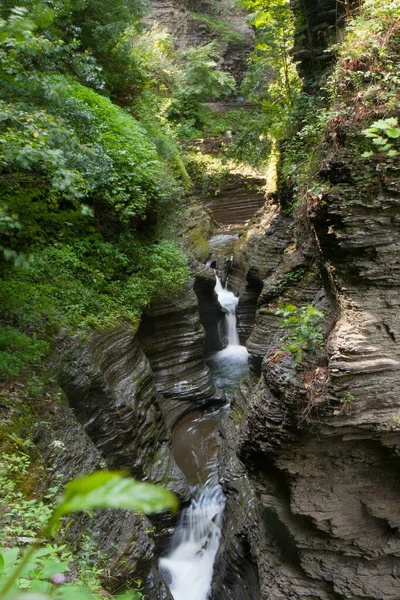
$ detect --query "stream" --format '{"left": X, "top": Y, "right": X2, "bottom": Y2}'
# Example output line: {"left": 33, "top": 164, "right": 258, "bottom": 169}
{"left": 159, "top": 263, "right": 248, "bottom": 600}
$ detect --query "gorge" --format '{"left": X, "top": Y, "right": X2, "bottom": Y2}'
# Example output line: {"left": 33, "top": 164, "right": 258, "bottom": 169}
{"left": 0, "top": 0, "right": 399, "bottom": 599}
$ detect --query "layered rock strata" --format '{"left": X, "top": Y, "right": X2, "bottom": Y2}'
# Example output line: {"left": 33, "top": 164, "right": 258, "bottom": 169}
{"left": 35, "top": 399, "right": 174, "bottom": 599}
{"left": 58, "top": 284, "right": 222, "bottom": 596}
{"left": 138, "top": 284, "right": 218, "bottom": 402}
{"left": 201, "top": 173, "right": 266, "bottom": 229}
{"left": 193, "top": 264, "right": 226, "bottom": 352}
{"left": 60, "top": 326, "right": 187, "bottom": 496}
{"left": 225, "top": 151, "right": 400, "bottom": 599}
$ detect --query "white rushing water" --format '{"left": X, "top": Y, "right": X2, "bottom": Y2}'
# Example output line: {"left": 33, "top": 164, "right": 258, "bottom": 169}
{"left": 211, "top": 275, "right": 249, "bottom": 391}
{"left": 215, "top": 275, "right": 240, "bottom": 346}
{"left": 159, "top": 480, "right": 224, "bottom": 600}
{"left": 159, "top": 272, "right": 248, "bottom": 600}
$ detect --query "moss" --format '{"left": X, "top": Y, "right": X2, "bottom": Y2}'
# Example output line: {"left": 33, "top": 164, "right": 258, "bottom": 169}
{"left": 188, "top": 11, "right": 246, "bottom": 44}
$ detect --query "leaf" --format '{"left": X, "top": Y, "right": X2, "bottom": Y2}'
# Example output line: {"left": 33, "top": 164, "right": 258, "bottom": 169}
{"left": 388, "top": 149, "right": 398, "bottom": 157}
{"left": 372, "top": 136, "right": 386, "bottom": 146}
{"left": 0, "top": 549, "right": 19, "bottom": 576}
{"left": 385, "top": 128, "right": 400, "bottom": 139}
{"left": 29, "top": 580, "right": 53, "bottom": 594}
{"left": 40, "top": 561, "right": 69, "bottom": 578}
{"left": 384, "top": 117, "right": 398, "bottom": 128}
{"left": 371, "top": 118, "right": 396, "bottom": 130}
{"left": 363, "top": 129, "right": 378, "bottom": 137}
{"left": 58, "top": 584, "right": 97, "bottom": 600}
{"left": 10, "top": 595, "right": 50, "bottom": 600}
{"left": 361, "top": 151, "right": 374, "bottom": 158}
{"left": 49, "top": 471, "right": 178, "bottom": 530}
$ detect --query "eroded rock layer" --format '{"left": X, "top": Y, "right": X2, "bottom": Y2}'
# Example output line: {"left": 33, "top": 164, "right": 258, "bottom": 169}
{"left": 138, "top": 284, "right": 217, "bottom": 402}
{"left": 60, "top": 326, "right": 187, "bottom": 496}
{"left": 223, "top": 152, "right": 400, "bottom": 599}
{"left": 35, "top": 400, "right": 174, "bottom": 599}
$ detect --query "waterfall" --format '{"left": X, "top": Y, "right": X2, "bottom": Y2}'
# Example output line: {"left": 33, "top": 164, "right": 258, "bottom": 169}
{"left": 159, "top": 413, "right": 225, "bottom": 600}
{"left": 159, "top": 481, "right": 224, "bottom": 600}
{"left": 214, "top": 274, "right": 239, "bottom": 346}
{"left": 159, "top": 273, "right": 248, "bottom": 600}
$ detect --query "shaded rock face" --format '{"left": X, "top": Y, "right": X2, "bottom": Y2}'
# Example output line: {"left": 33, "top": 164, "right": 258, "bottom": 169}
{"left": 35, "top": 401, "right": 174, "bottom": 600}
{"left": 60, "top": 327, "right": 187, "bottom": 496}
{"left": 138, "top": 284, "right": 218, "bottom": 402}
{"left": 211, "top": 390, "right": 262, "bottom": 600}
{"left": 313, "top": 159, "right": 400, "bottom": 431}
{"left": 236, "top": 269, "right": 264, "bottom": 346}
{"left": 193, "top": 264, "right": 226, "bottom": 352}
{"left": 291, "top": 0, "right": 359, "bottom": 77}
{"left": 224, "top": 142, "right": 400, "bottom": 598}
{"left": 146, "top": 0, "right": 255, "bottom": 84}
{"left": 57, "top": 284, "right": 223, "bottom": 596}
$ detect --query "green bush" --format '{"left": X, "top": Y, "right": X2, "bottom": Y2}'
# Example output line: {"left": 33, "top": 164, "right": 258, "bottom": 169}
{"left": 276, "top": 302, "right": 324, "bottom": 364}
{"left": 0, "top": 327, "right": 50, "bottom": 378}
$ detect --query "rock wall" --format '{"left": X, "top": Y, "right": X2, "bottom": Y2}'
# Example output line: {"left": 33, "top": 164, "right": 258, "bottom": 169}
{"left": 223, "top": 104, "right": 400, "bottom": 600}
{"left": 57, "top": 281, "right": 223, "bottom": 596}
{"left": 35, "top": 399, "right": 174, "bottom": 599}
{"left": 146, "top": 0, "right": 255, "bottom": 84}
{"left": 60, "top": 326, "right": 188, "bottom": 495}
{"left": 138, "top": 283, "right": 218, "bottom": 402}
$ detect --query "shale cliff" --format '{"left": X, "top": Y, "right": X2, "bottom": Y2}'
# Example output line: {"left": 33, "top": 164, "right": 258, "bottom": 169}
{"left": 146, "top": 0, "right": 254, "bottom": 83}
{"left": 218, "top": 1, "right": 400, "bottom": 598}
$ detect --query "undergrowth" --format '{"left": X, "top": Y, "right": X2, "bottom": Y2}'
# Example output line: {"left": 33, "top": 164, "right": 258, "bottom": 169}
{"left": 279, "top": 0, "right": 400, "bottom": 212}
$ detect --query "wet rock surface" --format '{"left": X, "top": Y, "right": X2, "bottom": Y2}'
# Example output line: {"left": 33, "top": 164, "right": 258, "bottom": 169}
{"left": 138, "top": 284, "right": 217, "bottom": 403}
{"left": 211, "top": 390, "right": 262, "bottom": 600}
{"left": 201, "top": 173, "right": 266, "bottom": 230}
{"left": 193, "top": 264, "right": 226, "bottom": 353}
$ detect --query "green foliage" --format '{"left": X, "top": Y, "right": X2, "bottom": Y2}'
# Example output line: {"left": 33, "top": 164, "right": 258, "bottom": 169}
{"left": 0, "top": 452, "right": 61, "bottom": 542}
{"left": 179, "top": 42, "right": 236, "bottom": 102}
{"left": 340, "top": 392, "right": 355, "bottom": 405}
{"left": 0, "top": 469, "right": 177, "bottom": 599}
{"left": 328, "top": 0, "right": 400, "bottom": 124}
{"left": 270, "top": 0, "right": 400, "bottom": 213}
{"left": 0, "top": 237, "right": 190, "bottom": 355}
{"left": 1, "top": 0, "right": 147, "bottom": 103}
{"left": 189, "top": 12, "right": 246, "bottom": 44}
{"left": 362, "top": 117, "right": 400, "bottom": 157}
{"left": 279, "top": 91, "right": 329, "bottom": 202}
{"left": 167, "top": 43, "right": 236, "bottom": 133}
{"left": 0, "top": 327, "right": 49, "bottom": 378}
{"left": 240, "top": 0, "right": 300, "bottom": 108}
{"left": 184, "top": 152, "right": 231, "bottom": 195}
{"left": 276, "top": 302, "right": 324, "bottom": 364}
{"left": 0, "top": 3, "right": 191, "bottom": 379}
{"left": 51, "top": 471, "right": 178, "bottom": 526}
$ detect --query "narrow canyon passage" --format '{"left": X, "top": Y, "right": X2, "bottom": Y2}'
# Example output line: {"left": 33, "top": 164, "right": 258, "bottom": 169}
{"left": 158, "top": 187, "right": 258, "bottom": 599}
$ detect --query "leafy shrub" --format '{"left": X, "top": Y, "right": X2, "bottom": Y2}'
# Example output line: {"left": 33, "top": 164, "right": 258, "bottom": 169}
{"left": 276, "top": 302, "right": 324, "bottom": 364}
{"left": 362, "top": 117, "right": 400, "bottom": 157}
{"left": 0, "top": 468, "right": 177, "bottom": 599}
{"left": 0, "top": 327, "right": 50, "bottom": 378}
{"left": 167, "top": 43, "right": 236, "bottom": 132}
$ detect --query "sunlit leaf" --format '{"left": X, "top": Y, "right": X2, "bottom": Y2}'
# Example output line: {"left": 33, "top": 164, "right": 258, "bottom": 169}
{"left": 385, "top": 128, "right": 400, "bottom": 138}
{"left": 49, "top": 471, "right": 178, "bottom": 530}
